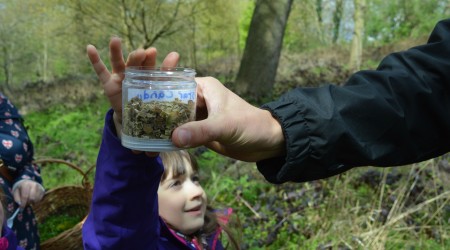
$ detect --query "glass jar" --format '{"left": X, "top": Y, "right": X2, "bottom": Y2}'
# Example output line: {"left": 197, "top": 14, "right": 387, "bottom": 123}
{"left": 121, "top": 67, "right": 196, "bottom": 151}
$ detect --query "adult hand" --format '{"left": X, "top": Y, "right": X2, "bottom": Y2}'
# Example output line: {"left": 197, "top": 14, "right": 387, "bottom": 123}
{"left": 13, "top": 180, "right": 45, "bottom": 208}
{"left": 171, "top": 77, "right": 286, "bottom": 162}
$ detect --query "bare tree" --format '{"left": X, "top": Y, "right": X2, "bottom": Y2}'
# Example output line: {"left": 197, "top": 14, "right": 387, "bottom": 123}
{"left": 332, "top": 0, "right": 344, "bottom": 44}
{"left": 0, "top": 0, "right": 39, "bottom": 95}
{"left": 316, "top": 0, "right": 323, "bottom": 23}
{"left": 72, "top": 0, "right": 198, "bottom": 50}
{"left": 234, "top": 0, "right": 293, "bottom": 101}
{"left": 0, "top": 44, "right": 13, "bottom": 95}
{"left": 349, "top": 0, "right": 366, "bottom": 71}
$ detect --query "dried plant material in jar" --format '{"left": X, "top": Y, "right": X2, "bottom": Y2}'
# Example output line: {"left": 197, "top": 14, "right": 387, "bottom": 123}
{"left": 121, "top": 67, "right": 197, "bottom": 151}
{"left": 123, "top": 97, "right": 194, "bottom": 139}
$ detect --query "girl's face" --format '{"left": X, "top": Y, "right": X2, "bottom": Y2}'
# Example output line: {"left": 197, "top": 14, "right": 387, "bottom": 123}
{"left": 158, "top": 156, "right": 207, "bottom": 235}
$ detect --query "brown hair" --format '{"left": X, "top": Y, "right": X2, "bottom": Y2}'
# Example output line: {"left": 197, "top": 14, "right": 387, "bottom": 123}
{"left": 159, "top": 151, "right": 240, "bottom": 249}
{"left": 160, "top": 150, "right": 197, "bottom": 181}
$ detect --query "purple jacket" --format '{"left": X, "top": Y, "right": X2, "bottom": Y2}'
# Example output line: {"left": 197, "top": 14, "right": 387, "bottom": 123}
{"left": 82, "top": 110, "right": 226, "bottom": 250}
{"left": 0, "top": 225, "right": 23, "bottom": 250}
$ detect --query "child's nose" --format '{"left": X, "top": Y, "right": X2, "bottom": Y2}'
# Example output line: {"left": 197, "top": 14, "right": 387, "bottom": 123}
{"left": 187, "top": 181, "right": 204, "bottom": 199}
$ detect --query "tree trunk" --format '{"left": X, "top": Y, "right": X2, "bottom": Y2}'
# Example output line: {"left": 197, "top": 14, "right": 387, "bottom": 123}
{"left": 234, "top": 0, "right": 293, "bottom": 102}
{"left": 332, "top": 0, "right": 343, "bottom": 44}
{"left": 316, "top": 0, "right": 323, "bottom": 23}
{"left": 1, "top": 45, "right": 13, "bottom": 97}
{"left": 349, "top": 0, "right": 366, "bottom": 72}
{"left": 43, "top": 40, "right": 48, "bottom": 82}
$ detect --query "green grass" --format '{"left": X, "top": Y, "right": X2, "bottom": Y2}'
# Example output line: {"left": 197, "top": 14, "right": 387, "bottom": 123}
{"left": 39, "top": 210, "right": 85, "bottom": 242}
{"left": 24, "top": 98, "right": 109, "bottom": 189}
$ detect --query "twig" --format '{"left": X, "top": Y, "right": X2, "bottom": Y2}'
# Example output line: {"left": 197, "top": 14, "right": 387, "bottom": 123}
{"left": 236, "top": 193, "right": 261, "bottom": 219}
{"left": 361, "top": 190, "right": 450, "bottom": 238}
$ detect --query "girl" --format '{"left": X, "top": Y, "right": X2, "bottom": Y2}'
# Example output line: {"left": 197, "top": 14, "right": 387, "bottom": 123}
{"left": 0, "top": 93, "right": 44, "bottom": 250}
{"left": 82, "top": 109, "right": 239, "bottom": 249}
{"left": 83, "top": 38, "right": 239, "bottom": 249}
{"left": 160, "top": 150, "right": 238, "bottom": 249}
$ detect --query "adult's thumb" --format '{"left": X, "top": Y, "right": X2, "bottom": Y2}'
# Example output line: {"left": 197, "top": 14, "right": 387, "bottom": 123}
{"left": 172, "top": 120, "right": 220, "bottom": 148}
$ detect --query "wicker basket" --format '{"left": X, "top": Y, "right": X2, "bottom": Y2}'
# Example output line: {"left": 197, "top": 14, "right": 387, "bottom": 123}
{"left": 32, "top": 159, "right": 94, "bottom": 250}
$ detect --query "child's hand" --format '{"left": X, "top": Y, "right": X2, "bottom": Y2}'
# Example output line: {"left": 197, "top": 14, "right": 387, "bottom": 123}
{"left": 12, "top": 180, "right": 45, "bottom": 208}
{"left": 86, "top": 37, "right": 179, "bottom": 132}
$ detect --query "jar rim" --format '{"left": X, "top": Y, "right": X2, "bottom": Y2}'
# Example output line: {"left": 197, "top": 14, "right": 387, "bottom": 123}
{"left": 125, "top": 66, "right": 195, "bottom": 76}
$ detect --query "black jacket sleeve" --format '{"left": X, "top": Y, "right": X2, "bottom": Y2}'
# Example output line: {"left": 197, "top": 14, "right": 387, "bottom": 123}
{"left": 257, "top": 19, "right": 450, "bottom": 184}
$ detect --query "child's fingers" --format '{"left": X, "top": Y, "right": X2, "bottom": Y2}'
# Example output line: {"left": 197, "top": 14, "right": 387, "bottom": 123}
{"left": 161, "top": 52, "right": 180, "bottom": 68}
{"left": 142, "top": 47, "right": 157, "bottom": 67}
{"left": 13, "top": 187, "right": 28, "bottom": 208}
{"left": 126, "top": 48, "right": 147, "bottom": 67}
{"left": 12, "top": 188, "right": 21, "bottom": 207}
{"left": 87, "top": 45, "right": 111, "bottom": 84}
{"left": 109, "top": 37, "right": 126, "bottom": 74}
{"left": 29, "top": 185, "right": 44, "bottom": 203}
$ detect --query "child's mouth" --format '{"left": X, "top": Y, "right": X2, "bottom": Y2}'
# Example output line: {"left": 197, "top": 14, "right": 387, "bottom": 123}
{"left": 185, "top": 205, "right": 202, "bottom": 213}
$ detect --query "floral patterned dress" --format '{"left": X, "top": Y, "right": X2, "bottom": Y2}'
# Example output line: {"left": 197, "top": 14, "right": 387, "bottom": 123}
{"left": 0, "top": 93, "right": 43, "bottom": 250}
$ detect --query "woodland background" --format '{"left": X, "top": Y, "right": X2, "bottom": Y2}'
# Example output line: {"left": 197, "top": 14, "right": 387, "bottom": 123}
{"left": 1, "top": 0, "right": 450, "bottom": 249}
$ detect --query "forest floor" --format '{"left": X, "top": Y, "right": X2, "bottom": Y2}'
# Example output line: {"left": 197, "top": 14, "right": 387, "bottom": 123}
{"left": 16, "top": 36, "right": 450, "bottom": 249}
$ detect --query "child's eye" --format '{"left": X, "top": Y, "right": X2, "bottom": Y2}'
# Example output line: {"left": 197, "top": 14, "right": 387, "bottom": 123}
{"left": 192, "top": 175, "right": 200, "bottom": 183}
{"left": 169, "top": 180, "right": 181, "bottom": 188}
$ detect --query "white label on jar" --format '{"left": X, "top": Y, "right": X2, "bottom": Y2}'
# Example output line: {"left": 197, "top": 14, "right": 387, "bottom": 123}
{"left": 128, "top": 89, "right": 196, "bottom": 102}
